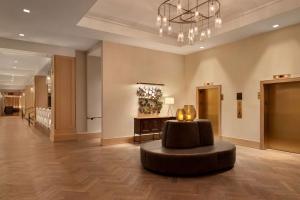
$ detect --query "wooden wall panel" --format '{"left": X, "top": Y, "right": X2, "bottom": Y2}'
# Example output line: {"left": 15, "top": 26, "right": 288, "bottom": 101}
{"left": 34, "top": 76, "right": 48, "bottom": 108}
{"left": 51, "top": 55, "right": 76, "bottom": 142}
{"left": 4, "top": 96, "right": 20, "bottom": 107}
{"left": 25, "top": 85, "right": 35, "bottom": 110}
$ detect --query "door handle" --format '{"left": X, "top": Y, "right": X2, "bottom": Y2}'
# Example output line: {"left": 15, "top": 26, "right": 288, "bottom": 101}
{"left": 87, "top": 117, "right": 102, "bottom": 120}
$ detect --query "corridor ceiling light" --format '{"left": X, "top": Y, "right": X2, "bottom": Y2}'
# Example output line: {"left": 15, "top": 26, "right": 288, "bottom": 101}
{"left": 12, "top": 66, "right": 17, "bottom": 69}
{"left": 200, "top": 46, "right": 204, "bottom": 49}
{"left": 23, "top": 9, "right": 30, "bottom": 13}
{"left": 156, "top": 0, "right": 222, "bottom": 45}
{"left": 18, "top": 33, "right": 25, "bottom": 37}
{"left": 273, "top": 24, "right": 279, "bottom": 28}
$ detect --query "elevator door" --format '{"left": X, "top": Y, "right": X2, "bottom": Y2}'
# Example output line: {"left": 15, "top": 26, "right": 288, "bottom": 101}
{"left": 264, "top": 81, "right": 300, "bottom": 153}
{"left": 197, "top": 86, "right": 221, "bottom": 136}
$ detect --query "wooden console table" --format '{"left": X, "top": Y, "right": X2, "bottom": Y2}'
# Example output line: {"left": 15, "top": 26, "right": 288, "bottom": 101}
{"left": 134, "top": 116, "right": 175, "bottom": 143}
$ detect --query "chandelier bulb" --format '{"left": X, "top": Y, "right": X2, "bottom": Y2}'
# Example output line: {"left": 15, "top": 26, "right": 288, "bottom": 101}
{"left": 177, "top": 32, "right": 184, "bottom": 43}
{"left": 177, "top": 1, "right": 182, "bottom": 14}
{"left": 215, "top": 17, "right": 222, "bottom": 28}
{"left": 168, "top": 25, "right": 172, "bottom": 34}
{"left": 159, "top": 27, "right": 163, "bottom": 37}
{"left": 162, "top": 16, "right": 168, "bottom": 26}
{"left": 207, "top": 28, "right": 211, "bottom": 38}
{"left": 194, "top": 27, "right": 199, "bottom": 35}
{"left": 156, "top": 15, "right": 161, "bottom": 26}
{"left": 210, "top": 1, "right": 216, "bottom": 13}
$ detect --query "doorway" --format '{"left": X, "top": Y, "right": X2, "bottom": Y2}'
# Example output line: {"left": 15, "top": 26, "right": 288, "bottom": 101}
{"left": 86, "top": 52, "right": 102, "bottom": 134}
{"left": 261, "top": 78, "right": 300, "bottom": 153}
{"left": 196, "top": 85, "right": 222, "bottom": 136}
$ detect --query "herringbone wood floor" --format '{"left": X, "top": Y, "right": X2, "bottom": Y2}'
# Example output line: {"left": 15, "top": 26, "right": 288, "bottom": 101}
{"left": 0, "top": 117, "right": 300, "bottom": 200}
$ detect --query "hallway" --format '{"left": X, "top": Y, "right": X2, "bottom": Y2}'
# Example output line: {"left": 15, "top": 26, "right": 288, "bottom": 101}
{"left": 0, "top": 117, "right": 300, "bottom": 200}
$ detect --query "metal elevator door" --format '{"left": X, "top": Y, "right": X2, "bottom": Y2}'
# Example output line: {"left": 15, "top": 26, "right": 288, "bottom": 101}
{"left": 264, "top": 82, "right": 300, "bottom": 153}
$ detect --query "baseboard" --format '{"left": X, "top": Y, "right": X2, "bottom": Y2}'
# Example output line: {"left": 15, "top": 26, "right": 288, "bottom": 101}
{"left": 102, "top": 136, "right": 133, "bottom": 146}
{"left": 221, "top": 136, "right": 260, "bottom": 149}
{"left": 50, "top": 132, "right": 77, "bottom": 142}
{"left": 76, "top": 133, "right": 101, "bottom": 141}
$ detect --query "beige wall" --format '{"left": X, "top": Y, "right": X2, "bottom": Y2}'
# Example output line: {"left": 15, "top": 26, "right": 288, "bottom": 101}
{"left": 87, "top": 55, "right": 102, "bottom": 133}
{"left": 75, "top": 51, "right": 87, "bottom": 133}
{"left": 184, "top": 24, "right": 300, "bottom": 142}
{"left": 102, "top": 41, "right": 185, "bottom": 139}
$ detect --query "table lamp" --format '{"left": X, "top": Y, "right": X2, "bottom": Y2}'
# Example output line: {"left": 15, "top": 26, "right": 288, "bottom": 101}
{"left": 165, "top": 97, "right": 175, "bottom": 116}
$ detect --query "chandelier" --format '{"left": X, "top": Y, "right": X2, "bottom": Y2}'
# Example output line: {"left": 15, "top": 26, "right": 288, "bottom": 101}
{"left": 156, "top": 0, "right": 222, "bottom": 45}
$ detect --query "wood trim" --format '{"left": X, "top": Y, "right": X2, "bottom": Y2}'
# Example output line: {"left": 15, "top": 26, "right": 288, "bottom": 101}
{"left": 260, "top": 81, "right": 266, "bottom": 149}
{"left": 221, "top": 136, "right": 260, "bottom": 149}
{"left": 50, "top": 132, "right": 101, "bottom": 142}
{"left": 102, "top": 136, "right": 133, "bottom": 146}
{"left": 260, "top": 77, "right": 300, "bottom": 152}
{"left": 34, "top": 76, "right": 48, "bottom": 108}
{"left": 261, "top": 77, "right": 300, "bottom": 85}
{"left": 76, "top": 133, "right": 101, "bottom": 141}
{"left": 196, "top": 85, "right": 222, "bottom": 136}
{"left": 50, "top": 132, "right": 77, "bottom": 142}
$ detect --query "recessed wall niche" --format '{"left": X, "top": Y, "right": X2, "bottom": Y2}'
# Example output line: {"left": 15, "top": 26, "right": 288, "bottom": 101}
{"left": 136, "top": 84, "right": 163, "bottom": 115}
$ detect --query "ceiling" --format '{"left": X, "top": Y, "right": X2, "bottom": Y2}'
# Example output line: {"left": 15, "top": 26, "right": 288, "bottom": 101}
{"left": 0, "top": 48, "right": 51, "bottom": 90}
{"left": 87, "top": 0, "right": 277, "bottom": 32}
{"left": 80, "top": 0, "right": 300, "bottom": 54}
{"left": 1, "top": 0, "right": 300, "bottom": 90}
{"left": 0, "top": 0, "right": 300, "bottom": 55}
{"left": 0, "top": 0, "right": 98, "bottom": 50}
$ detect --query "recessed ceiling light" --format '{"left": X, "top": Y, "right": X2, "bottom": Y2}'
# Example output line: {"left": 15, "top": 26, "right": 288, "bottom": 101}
{"left": 200, "top": 46, "right": 205, "bottom": 49}
{"left": 23, "top": 9, "right": 30, "bottom": 13}
{"left": 12, "top": 66, "right": 17, "bottom": 69}
{"left": 273, "top": 24, "right": 279, "bottom": 28}
{"left": 18, "top": 33, "right": 25, "bottom": 37}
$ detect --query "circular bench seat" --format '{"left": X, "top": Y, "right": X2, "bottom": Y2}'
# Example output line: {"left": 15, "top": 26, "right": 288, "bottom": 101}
{"left": 141, "top": 140, "right": 236, "bottom": 176}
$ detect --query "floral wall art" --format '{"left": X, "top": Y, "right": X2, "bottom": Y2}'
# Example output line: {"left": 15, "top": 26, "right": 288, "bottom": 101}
{"left": 136, "top": 87, "right": 163, "bottom": 115}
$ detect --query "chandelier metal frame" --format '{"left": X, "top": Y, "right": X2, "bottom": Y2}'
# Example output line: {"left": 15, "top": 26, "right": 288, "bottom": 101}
{"left": 156, "top": 0, "right": 222, "bottom": 45}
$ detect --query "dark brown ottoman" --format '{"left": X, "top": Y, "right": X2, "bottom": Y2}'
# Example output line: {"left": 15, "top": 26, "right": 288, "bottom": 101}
{"left": 162, "top": 120, "right": 214, "bottom": 148}
{"left": 140, "top": 120, "right": 236, "bottom": 176}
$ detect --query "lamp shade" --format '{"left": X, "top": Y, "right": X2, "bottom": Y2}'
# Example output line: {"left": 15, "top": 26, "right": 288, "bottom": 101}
{"left": 165, "top": 97, "right": 175, "bottom": 105}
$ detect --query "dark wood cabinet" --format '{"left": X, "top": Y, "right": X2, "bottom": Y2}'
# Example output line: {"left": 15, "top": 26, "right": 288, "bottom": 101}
{"left": 134, "top": 117, "right": 175, "bottom": 143}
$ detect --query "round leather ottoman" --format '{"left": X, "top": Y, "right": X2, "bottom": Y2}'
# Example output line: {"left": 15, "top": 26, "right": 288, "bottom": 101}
{"left": 162, "top": 120, "right": 214, "bottom": 148}
{"left": 140, "top": 140, "right": 236, "bottom": 176}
